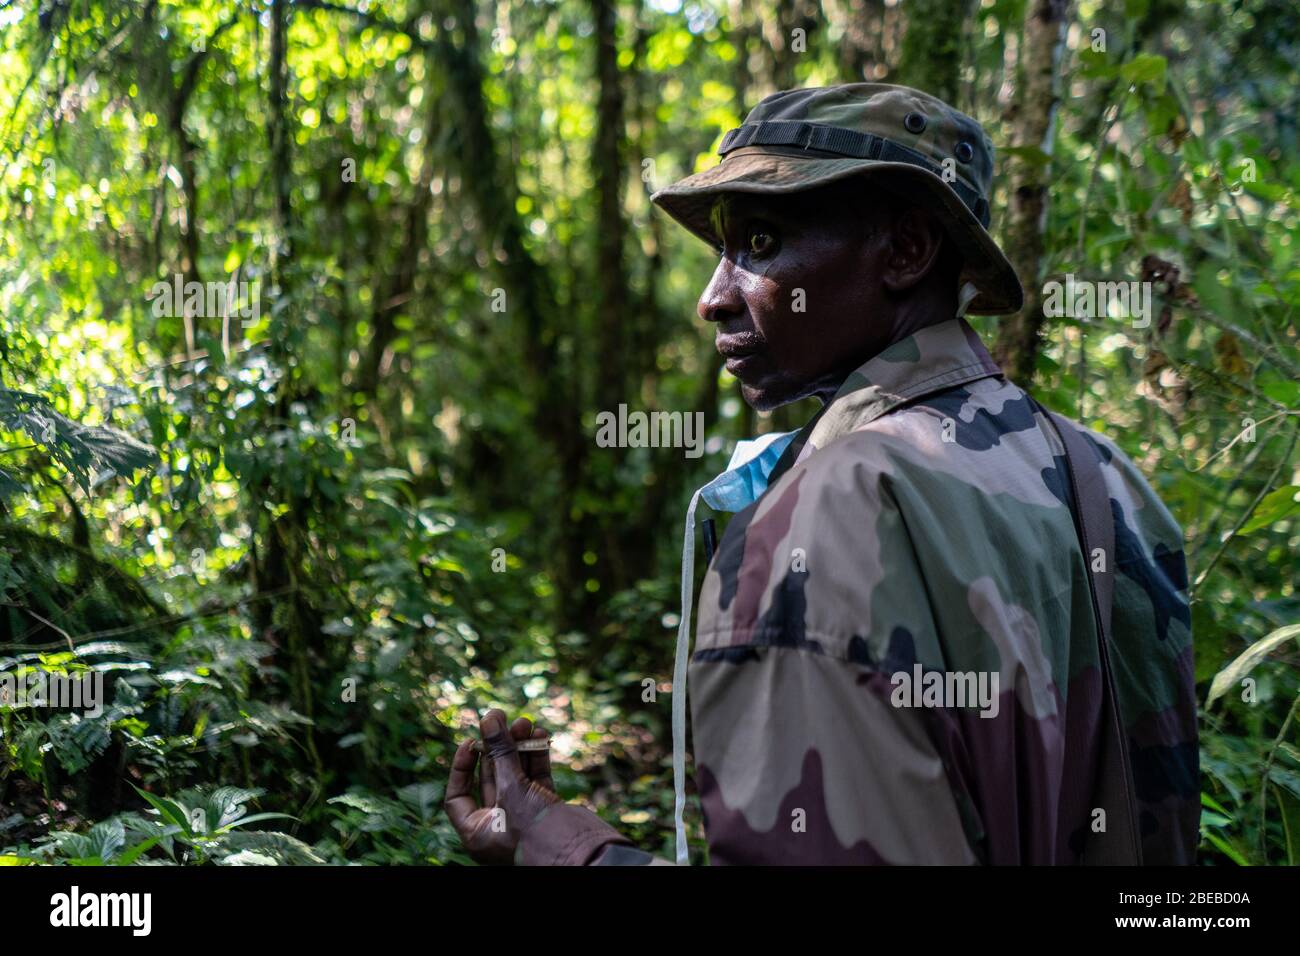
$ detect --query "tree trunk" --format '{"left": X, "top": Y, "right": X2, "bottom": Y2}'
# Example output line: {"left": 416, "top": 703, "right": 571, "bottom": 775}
{"left": 439, "top": 0, "right": 594, "bottom": 629}
{"left": 592, "top": 0, "right": 629, "bottom": 412}
{"left": 895, "top": 0, "right": 974, "bottom": 105}
{"left": 358, "top": 62, "right": 441, "bottom": 398}
{"left": 826, "top": 0, "right": 890, "bottom": 83}
{"left": 757, "top": 0, "right": 821, "bottom": 95}
{"left": 993, "top": 0, "right": 1073, "bottom": 384}
{"left": 259, "top": 0, "right": 326, "bottom": 779}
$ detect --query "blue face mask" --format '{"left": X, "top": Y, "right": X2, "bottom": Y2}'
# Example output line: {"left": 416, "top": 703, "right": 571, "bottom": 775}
{"left": 698, "top": 429, "right": 799, "bottom": 514}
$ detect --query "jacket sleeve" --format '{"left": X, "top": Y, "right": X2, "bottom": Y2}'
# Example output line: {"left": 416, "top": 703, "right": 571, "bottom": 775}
{"left": 514, "top": 803, "right": 675, "bottom": 865}
{"left": 688, "top": 436, "right": 982, "bottom": 864}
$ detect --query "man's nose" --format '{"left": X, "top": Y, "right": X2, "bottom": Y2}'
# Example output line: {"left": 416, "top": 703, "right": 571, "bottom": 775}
{"left": 697, "top": 257, "right": 745, "bottom": 324}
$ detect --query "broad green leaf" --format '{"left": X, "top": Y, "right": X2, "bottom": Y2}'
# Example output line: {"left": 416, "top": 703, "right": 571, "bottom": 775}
{"left": 1203, "top": 831, "right": 1250, "bottom": 866}
{"left": 131, "top": 784, "right": 194, "bottom": 838}
{"left": 1121, "top": 53, "right": 1168, "bottom": 91}
{"left": 115, "top": 835, "right": 163, "bottom": 865}
{"left": 1238, "top": 485, "right": 1300, "bottom": 535}
{"left": 1207, "top": 625, "right": 1300, "bottom": 706}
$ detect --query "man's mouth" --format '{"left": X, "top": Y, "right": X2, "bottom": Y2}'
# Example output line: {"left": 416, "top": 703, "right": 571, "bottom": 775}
{"left": 716, "top": 334, "right": 766, "bottom": 376}
{"left": 723, "top": 353, "right": 763, "bottom": 376}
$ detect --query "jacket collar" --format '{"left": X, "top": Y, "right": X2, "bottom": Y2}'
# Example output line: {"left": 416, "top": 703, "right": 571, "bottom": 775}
{"left": 770, "top": 317, "right": 1004, "bottom": 483}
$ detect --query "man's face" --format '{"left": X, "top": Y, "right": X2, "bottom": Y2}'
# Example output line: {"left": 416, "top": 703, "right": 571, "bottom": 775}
{"left": 698, "top": 183, "right": 896, "bottom": 411}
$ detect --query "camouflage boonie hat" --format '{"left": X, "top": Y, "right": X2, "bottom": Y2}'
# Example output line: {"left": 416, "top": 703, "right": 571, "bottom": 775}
{"left": 650, "top": 83, "right": 1024, "bottom": 315}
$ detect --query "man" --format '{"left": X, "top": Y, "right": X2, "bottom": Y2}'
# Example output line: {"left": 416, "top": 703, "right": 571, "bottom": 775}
{"left": 445, "top": 84, "right": 1199, "bottom": 865}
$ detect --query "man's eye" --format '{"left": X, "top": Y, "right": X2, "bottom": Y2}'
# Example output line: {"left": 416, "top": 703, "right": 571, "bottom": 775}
{"left": 748, "top": 229, "right": 776, "bottom": 257}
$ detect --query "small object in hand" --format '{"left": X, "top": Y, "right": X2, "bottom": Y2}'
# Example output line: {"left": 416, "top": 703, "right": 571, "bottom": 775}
{"left": 472, "top": 737, "right": 551, "bottom": 753}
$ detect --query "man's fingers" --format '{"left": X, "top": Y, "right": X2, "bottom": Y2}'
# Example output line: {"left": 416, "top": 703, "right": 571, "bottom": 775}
{"left": 483, "top": 708, "right": 531, "bottom": 799}
{"left": 524, "top": 724, "right": 555, "bottom": 791}
{"left": 513, "top": 716, "right": 540, "bottom": 780}
{"left": 478, "top": 709, "right": 504, "bottom": 805}
{"left": 480, "top": 743, "right": 497, "bottom": 806}
{"left": 510, "top": 716, "right": 533, "bottom": 741}
{"left": 480, "top": 708, "right": 515, "bottom": 758}
{"left": 444, "top": 739, "right": 481, "bottom": 832}
{"left": 479, "top": 708, "right": 514, "bottom": 804}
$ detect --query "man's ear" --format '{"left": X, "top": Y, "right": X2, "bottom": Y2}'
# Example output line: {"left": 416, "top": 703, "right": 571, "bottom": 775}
{"left": 880, "top": 207, "right": 947, "bottom": 293}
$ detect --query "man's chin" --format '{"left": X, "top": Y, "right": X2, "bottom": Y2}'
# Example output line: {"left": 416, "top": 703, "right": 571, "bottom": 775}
{"left": 740, "top": 368, "right": 843, "bottom": 412}
{"left": 740, "top": 380, "right": 796, "bottom": 413}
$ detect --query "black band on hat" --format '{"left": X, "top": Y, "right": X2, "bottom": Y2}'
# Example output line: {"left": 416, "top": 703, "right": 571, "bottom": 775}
{"left": 718, "top": 121, "right": 991, "bottom": 228}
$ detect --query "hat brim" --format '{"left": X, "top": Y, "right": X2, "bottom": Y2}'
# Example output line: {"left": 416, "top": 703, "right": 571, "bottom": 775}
{"left": 649, "top": 148, "right": 1024, "bottom": 316}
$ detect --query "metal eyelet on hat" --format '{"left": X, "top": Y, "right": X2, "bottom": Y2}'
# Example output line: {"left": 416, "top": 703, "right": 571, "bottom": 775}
{"left": 955, "top": 141, "right": 974, "bottom": 163}
{"left": 904, "top": 111, "right": 927, "bottom": 134}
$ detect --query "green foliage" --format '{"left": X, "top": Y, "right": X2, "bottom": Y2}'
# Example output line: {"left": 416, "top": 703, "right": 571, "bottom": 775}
{"left": 320, "top": 785, "right": 471, "bottom": 865}
{"left": 0, "top": 385, "right": 157, "bottom": 496}
{"left": 6, "top": 784, "right": 319, "bottom": 866}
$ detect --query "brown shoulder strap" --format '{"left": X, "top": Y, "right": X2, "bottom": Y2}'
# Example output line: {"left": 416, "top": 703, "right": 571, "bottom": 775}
{"left": 1034, "top": 401, "right": 1144, "bottom": 865}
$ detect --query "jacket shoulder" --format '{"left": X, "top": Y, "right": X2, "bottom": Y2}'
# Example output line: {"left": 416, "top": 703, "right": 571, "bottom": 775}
{"left": 695, "top": 428, "right": 928, "bottom": 662}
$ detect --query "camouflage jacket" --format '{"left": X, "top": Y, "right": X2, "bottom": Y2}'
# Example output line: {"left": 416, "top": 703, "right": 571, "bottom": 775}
{"left": 517, "top": 317, "right": 1198, "bottom": 865}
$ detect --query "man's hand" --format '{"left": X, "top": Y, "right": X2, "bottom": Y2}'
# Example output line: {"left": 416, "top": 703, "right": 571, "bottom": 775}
{"left": 444, "top": 708, "right": 561, "bottom": 865}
